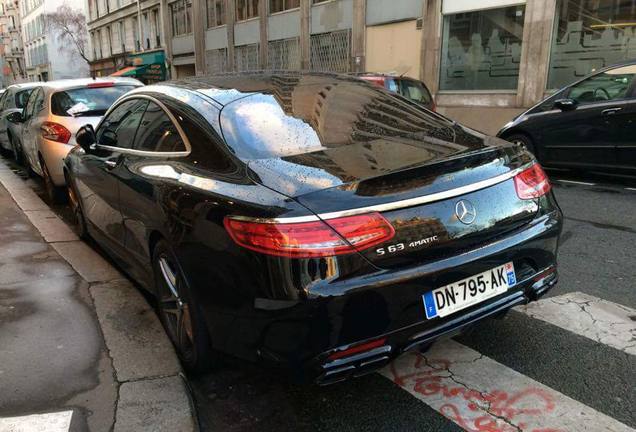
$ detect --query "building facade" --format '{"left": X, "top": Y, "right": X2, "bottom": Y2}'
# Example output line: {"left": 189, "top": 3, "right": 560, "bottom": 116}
{"left": 19, "top": 0, "right": 90, "bottom": 81}
{"left": 0, "top": 0, "right": 26, "bottom": 86}
{"left": 90, "top": 0, "right": 636, "bottom": 134}
{"left": 85, "top": 0, "right": 169, "bottom": 82}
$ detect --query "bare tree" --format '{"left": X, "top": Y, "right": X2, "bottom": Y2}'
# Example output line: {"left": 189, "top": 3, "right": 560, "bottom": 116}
{"left": 45, "top": 2, "right": 89, "bottom": 64}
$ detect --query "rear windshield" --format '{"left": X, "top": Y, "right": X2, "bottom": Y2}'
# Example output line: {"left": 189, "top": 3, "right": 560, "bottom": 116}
{"left": 51, "top": 85, "right": 137, "bottom": 117}
{"left": 221, "top": 83, "right": 452, "bottom": 160}
{"left": 15, "top": 89, "right": 33, "bottom": 109}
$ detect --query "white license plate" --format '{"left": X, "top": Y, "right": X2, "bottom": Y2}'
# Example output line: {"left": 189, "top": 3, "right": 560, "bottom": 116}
{"left": 423, "top": 262, "right": 516, "bottom": 319}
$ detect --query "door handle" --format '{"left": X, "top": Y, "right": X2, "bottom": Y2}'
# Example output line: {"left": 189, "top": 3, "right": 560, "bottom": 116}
{"left": 601, "top": 107, "right": 622, "bottom": 115}
{"left": 104, "top": 160, "right": 118, "bottom": 170}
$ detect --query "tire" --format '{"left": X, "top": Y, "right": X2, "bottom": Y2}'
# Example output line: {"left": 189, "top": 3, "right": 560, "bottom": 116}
{"left": 40, "top": 157, "right": 67, "bottom": 205}
{"left": 152, "top": 239, "right": 220, "bottom": 373}
{"left": 67, "top": 176, "right": 89, "bottom": 240}
{"left": 8, "top": 135, "right": 22, "bottom": 164}
{"left": 507, "top": 133, "right": 538, "bottom": 159}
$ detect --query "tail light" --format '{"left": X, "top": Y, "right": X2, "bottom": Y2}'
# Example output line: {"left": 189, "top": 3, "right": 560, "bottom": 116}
{"left": 87, "top": 81, "right": 114, "bottom": 88}
{"left": 224, "top": 212, "right": 395, "bottom": 258}
{"left": 328, "top": 338, "right": 387, "bottom": 361}
{"left": 514, "top": 163, "right": 551, "bottom": 199}
{"left": 430, "top": 100, "right": 436, "bottom": 112}
{"left": 41, "top": 122, "right": 71, "bottom": 144}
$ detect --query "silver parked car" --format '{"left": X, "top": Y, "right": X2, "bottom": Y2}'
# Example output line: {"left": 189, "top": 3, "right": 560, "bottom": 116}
{"left": 15, "top": 77, "right": 143, "bottom": 203}
{"left": 0, "top": 82, "right": 40, "bottom": 161}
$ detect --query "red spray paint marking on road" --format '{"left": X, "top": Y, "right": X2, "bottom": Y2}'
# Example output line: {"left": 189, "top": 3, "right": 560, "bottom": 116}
{"left": 389, "top": 354, "right": 564, "bottom": 432}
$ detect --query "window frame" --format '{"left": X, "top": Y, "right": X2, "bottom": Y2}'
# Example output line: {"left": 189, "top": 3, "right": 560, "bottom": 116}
{"left": 95, "top": 94, "right": 192, "bottom": 158}
{"left": 270, "top": 0, "right": 300, "bottom": 14}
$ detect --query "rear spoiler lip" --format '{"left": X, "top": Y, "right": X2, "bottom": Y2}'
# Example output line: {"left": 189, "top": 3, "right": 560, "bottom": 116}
{"left": 232, "top": 162, "right": 536, "bottom": 225}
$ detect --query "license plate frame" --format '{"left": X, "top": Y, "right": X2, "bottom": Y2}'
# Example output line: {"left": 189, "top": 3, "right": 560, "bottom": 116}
{"left": 423, "top": 262, "right": 516, "bottom": 320}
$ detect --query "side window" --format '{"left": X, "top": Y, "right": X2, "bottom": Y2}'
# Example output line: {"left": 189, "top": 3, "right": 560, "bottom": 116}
{"left": 166, "top": 101, "right": 235, "bottom": 171}
{"left": 97, "top": 99, "right": 148, "bottom": 148}
{"left": 23, "top": 88, "right": 40, "bottom": 119}
{"left": 15, "top": 90, "right": 32, "bottom": 109}
{"left": 133, "top": 102, "right": 187, "bottom": 153}
{"left": 399, "top": 80, "right": 432, "bottom": 105}
{"left": 385, "top": 78, "right": 398, "bottom": 93}
{"left": 33, "top": 90, "right": 45, "bottom": 115}
{"left": 568, "top": 65, "right": 636, "bottom": 104}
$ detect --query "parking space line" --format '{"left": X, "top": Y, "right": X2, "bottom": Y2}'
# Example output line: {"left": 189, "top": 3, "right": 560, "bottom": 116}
{"left": 516, "top": 292, "right": 636, "bottom": 356}
{"left": 379, "top": 340, "right": 635, "bottom": 432}
{"left": 0, "top": 410, "right": 73, "bottom": 432}
{"left": 558, "top": 179, "right": 596, "bottom": 186}
{"left": 626, "top": 187, "right": 636, "bottom": 191}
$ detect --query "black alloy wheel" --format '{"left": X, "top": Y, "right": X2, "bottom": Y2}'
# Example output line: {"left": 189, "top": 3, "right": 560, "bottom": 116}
{"left": 508, "top": 134, "right": 537, "bottom": 158}
{"left": 41, "top": 157, "right": 67, "bottom": 205}
{"left": 152, "top": 240, "right": 218, "bottom": 373}
{"left": 67, "top": 179, "right": 89, "bottom": 240}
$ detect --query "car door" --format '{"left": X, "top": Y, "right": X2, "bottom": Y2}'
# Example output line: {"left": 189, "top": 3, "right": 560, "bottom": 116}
{"left": 116, "top": 99, "right": 191, "bottom": 274}
{"left": 21, "top": 87, "right": 43, "bottom": 172}
{"left": 538, "top": 65, "right": 636, "bottom": 168}
{"left": 75, "top": 98, "right": 148, "bottom": 250}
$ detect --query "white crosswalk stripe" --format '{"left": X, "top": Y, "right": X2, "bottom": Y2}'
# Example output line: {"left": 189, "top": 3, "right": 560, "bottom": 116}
{"left": 516, "top": 292, "right": 636, "bottom": 356}
{"left": 0, "top": 410, "right": 73, "bottom": 432}
{"left": 379, "top": 340, "right": 635, "bottom": 432}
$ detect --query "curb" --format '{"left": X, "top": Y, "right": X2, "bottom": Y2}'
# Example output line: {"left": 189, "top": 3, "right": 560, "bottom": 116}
{"left": 0, "top": 160, "right": 199, "bottom": 431}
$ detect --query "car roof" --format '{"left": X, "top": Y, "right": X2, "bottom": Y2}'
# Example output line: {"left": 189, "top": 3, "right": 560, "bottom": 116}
{"left": 155, "top": 70, "right": 381, "bottom": 106}
{"left": 6, "top": 82, "right": 42, "bottom": 91}
{"left": 37, "top": 77, "right": 143, "bottom": 91}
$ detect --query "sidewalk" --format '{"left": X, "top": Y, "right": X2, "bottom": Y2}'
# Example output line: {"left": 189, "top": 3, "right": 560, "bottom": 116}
{"left": 0, "top": 159, "right": 197, "bottom": 432}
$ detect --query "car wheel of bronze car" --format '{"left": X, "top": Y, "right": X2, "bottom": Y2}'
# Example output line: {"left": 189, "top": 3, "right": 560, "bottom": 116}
{"left": 508, "top": 134, "right": 537, "bottom": 159}
{"left": 41, "top": 157, "right": 67, "bottom": 205}
{"left": 152, "top": 239, "right": 220, "bottom": 373}
{"left": 9, "top": 135, "right": 22, "bottom": 164}
{"left": 67, "top": 177, "right": 89, "bottom": 240}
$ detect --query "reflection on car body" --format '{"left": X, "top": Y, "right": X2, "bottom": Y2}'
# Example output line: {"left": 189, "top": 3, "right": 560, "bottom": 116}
{"left": 64, "top": 71, "right": 562, "bottom": 384}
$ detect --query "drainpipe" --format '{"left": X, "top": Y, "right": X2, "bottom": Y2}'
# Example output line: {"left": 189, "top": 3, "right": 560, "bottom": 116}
{"left": 137, "top": 0, "right": 144, "bottom": 52}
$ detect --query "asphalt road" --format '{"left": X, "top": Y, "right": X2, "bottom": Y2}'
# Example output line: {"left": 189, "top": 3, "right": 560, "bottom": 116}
{"left": 4, "top": 155, "right": 635, "bottom": 432}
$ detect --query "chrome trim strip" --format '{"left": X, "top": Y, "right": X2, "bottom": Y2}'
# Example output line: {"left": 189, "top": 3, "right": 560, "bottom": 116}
{"left": 231, "top": 163, "right": 533, "bottom": 224}
{"left": 94, "top": 94, "right": 191, "bottom": 157}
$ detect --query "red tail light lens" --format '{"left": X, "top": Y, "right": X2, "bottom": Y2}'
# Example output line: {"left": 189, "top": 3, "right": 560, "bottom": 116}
{"left": 224, "top": 212, "right": 395, "bottom": 258}
{"left": 41, "top": 122, "right": 71, "bottom": 144}
{"left": 87, "top": 81, "right": 114, "bottom": 88}
{"left": 328, "top": 338, "right": 387, "bottom": 361}
{"left": 514, "top": 164, "right": 551, "bottom": 199}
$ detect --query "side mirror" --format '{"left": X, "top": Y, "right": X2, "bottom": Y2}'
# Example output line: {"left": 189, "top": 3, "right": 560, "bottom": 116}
{"left": 76, "top": 124, "right": 96, "bottom": 152}
{"left": 6, "top": 111, "right": 22, "bottom": 124}
{"left": 554, "top": 98, "right": 577, "bottom": 111}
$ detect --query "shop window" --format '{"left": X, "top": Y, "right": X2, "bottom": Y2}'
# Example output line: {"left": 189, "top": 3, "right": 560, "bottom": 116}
{"left": 548, "top": 0, "right": 636, "bottom": 90}
{"left": 439, "top": 6, "right": 525, "bottom": 91}
{"left": 270, "top": 0, "right": 299, "bottom": 14}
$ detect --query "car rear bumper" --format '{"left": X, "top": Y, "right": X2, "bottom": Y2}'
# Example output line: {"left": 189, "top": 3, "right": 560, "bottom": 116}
{"left": 314, "top": 267, "right": 558, "bottom": 385}
{"left": 210, "top": 209, "right": 562, "bottom": 383}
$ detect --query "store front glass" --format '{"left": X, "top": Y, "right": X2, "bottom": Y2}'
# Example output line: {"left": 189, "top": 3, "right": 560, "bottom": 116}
{"left": 548, "top": 0, "right": 636, "bottom": 90}
{"left": 439, "top": 5, "right": 525, "bottom": 91}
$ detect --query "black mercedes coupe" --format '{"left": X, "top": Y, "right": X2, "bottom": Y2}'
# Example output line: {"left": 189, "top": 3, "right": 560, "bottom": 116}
{"left": 64, "top": 72, "right": 562, "bottom": 385}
